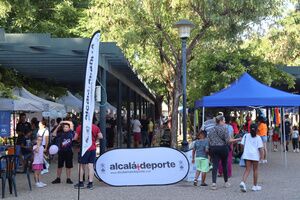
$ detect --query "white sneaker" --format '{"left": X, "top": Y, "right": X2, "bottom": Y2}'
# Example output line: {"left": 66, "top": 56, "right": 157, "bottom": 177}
{"left": 263, "top": 160, "right": 268, "bottom": 164}
{"left": 240, "top": 181, "right": 247, "bottom": 192}
{"left": 36, "top": 182, "right": 44, "bottom": 188}
{"left": 293, "top": 150, "right": 296, "bottom": 153}
{"left": 259, "top": 160, "right": 263, "bottom": 164}
{"left": 297, "top": 149, "right": 299, "bottom": 153}
{"left": 39, "top": 182, "right": 47, "bottom": 187}
{"left": 210, "top": 183, "right": 217, "bottom": 190}
{"left": 252, "top": 185, "right": 262, "bottom": 191}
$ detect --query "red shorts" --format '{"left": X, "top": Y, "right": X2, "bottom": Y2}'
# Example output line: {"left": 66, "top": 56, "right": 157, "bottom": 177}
{"left": 133, "top": 132, "right": 141, "bottom": 142}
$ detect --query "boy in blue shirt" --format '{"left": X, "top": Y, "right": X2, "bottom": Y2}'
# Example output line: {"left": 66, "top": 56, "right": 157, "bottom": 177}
{"left": 52, "top": 123, "right": 74, "bottom": 184}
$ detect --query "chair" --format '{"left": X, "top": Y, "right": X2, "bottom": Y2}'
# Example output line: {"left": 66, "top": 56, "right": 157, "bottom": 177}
{"left": 23, "top": 154, "right": 32, "bottom": 191}
{"left": 0, "top": 155, "right": 18, "bottom": 198}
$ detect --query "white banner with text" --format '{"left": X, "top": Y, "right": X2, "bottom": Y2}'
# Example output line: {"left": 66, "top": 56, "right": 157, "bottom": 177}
{"left": 95, "top": 147, "right": 189, "bottom": 186}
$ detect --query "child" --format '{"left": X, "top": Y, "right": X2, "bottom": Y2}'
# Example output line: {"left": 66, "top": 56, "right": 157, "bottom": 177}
{"left": 32, "top": 136, "right": 47, "bottom": 188}
{"left": 52, "top": 123, "right": 74, "bottom": 184}
{"left": 192, "top": 130, "right": 209, "bottom": 186}
{"left": 292, "top": 126, "right": 299, "bottom": 153}
{"left": 272, "top": 127, "right": 280, "bottom": 152}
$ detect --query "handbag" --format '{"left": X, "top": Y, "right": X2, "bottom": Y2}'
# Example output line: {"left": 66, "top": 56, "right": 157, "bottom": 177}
{"left": 239, "top": 134, "right": 247, "bottom": 167}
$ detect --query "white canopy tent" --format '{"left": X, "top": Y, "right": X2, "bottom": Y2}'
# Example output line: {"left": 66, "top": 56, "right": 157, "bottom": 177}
{"left": 74, "top": 93, "right": 117, "bottom": 114}
{"left": 56, "top": 91, "right": 82, "bottom": 113}
{"left": 13, "top": 87, "right": 66, "bottom": 118}
{"left": 0, "top": 95, "right": 44, "bottom": 112}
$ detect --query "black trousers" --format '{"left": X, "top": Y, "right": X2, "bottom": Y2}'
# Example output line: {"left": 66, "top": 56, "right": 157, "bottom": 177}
{"left": 292, "top": 138, "right": 298, "bottom": 150}
{"left": 210, "top": 145, "right": 229, "bottom": 183}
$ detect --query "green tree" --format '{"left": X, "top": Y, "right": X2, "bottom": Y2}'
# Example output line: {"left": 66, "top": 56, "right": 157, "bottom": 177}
{"left": 247, "top": 5, "right": 300, "bottom": 65}
{"left": 187, "top": 47, "right": 295, "bottom": 105}
{"left": 0, "top": 0, "right": 84, "bottom": 37}
{"left": 77, "top": 0, "right": 285, "bottom": 147}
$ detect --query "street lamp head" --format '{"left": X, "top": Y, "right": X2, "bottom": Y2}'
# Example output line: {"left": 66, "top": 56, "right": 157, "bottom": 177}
{"left": 174, "top": 19, "right": 195, "bottom": 39}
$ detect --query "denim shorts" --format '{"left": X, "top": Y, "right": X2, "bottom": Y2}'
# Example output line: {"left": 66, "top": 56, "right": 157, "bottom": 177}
{"left": 261, "top": 136, "right": 268, "bottom": 143}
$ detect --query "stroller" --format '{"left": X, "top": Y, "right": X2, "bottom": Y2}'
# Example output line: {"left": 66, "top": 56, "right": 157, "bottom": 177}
{"left": 159, "top": 128, "right": 171, "bottom": 147}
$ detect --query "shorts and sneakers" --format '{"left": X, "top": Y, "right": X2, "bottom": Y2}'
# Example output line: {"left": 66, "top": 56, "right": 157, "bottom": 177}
{"left": 52, "top": 150, "right": 73, "bottom": 184}
{"left": 74, "top": 150, "right": 96, "bottom": 190}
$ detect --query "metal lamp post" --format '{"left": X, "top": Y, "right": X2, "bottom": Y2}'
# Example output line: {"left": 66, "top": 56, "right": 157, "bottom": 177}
{"left": 174, "top": 19, "right": 194, "bottom": 152}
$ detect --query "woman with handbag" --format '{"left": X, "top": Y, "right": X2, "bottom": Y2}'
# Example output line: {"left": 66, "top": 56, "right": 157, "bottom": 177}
{"left": 208, "top": 115, "right": 241, "bottom": 190}
{"left": 239, "top": 124, "right": 264, "bottom": 192}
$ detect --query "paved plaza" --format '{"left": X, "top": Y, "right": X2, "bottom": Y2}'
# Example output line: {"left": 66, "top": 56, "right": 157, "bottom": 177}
{"left": 4, "top": 145, "right": 300, "bottom": 200}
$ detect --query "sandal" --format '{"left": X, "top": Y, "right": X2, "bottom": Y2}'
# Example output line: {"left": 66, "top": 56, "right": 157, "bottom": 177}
{"left": 193, "top": 180, "right": 198, "bottom": 186}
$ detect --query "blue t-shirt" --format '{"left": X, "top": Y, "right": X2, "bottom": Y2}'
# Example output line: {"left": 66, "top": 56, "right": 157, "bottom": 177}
{"left": 58, "top": 131, "right": 74, "bottom": 152}
{"left": 193, "top": 139, "right": 209, "bottom": 158}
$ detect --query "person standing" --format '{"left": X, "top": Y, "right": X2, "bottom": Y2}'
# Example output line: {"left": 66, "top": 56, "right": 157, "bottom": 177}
{"left": 106, "top": 115, "right": 115, "bottom": 149}
{"left": 284, "top": 114, "right": 292, "bottom": 152}
{"left": 257, "top": 117, "right": 268, "bottom": 163}
{"left": 272, "top": 127, "right": 280, "bottom": 151}
{"left": 140, "top": 115, "right": 149, "bottom": 147}
{"left": 148, "top": 117, "right": 154, "bottom": 147}
{"left": 16, "top": 113, "right": 32, "bottom": 145}
{"left": 218, "top": 118, "right": 234, "bottom": 178}
{"left": 208, "top": 115, "right": 241, "bottom": 190}
{"left": 132, "top": 115, "right": 142, "bottom": 148}
{"left": 52, "top": 123, "right": 74, "bottom": 184}
{"left": 239, "top": 124, "right": 264, "bottom": 192}
{"left": 292, "top": 126, "right": 299, "bottom": 153}
{"left": 37, "top": 119, "right": 50, "bottom": 151}
{"left": 192, "top": 131, "right": 209, "bottom": 186}
{"left": 32, "top": 136, "right": 46, "bottom": 188}
{"left": 74, "top": 119, "right": 103, "bottom": 189}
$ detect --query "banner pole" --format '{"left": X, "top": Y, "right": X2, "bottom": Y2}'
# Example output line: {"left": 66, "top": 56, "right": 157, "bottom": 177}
{"left": 78, "top": 31, "right": 100, "bottom": 200}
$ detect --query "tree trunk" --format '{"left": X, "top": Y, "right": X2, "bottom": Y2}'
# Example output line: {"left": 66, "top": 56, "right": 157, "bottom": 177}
{"left": 169, "top": 70, "right": 182, "bottom": 148}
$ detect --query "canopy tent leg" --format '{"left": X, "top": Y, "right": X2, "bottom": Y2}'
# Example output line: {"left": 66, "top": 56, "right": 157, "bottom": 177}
{"left": 202, "top": 107, "right": 205, "bottom": 129}
{"left": 281, "top": 107, "right": 287, "bottom": 168}
{"left": 193, "top": 109, "right": 196, "bottom": 136}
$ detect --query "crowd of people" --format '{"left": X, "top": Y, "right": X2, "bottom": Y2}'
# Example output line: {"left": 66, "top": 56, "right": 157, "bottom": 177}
{"left": 12, "top": 110, "right": 300, "bottom": 193}
{"left": 192, "top": 112, "right": 299, "bottom": 192}
{"left": 15, "top": 113, "right": 102, "bottom": 189}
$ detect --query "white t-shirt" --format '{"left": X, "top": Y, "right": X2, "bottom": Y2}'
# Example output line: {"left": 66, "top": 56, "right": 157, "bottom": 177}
{"left": 241, "top": 133, "right": 263, "bottom": 161}
{"left": 132, "top": 119, "right": 141, "bottom": 133}
{"left": 37, "top": 128, "right": 50, "bottom": 146}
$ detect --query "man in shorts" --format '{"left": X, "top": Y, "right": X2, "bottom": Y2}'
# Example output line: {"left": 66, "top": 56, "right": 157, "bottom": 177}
{"left": 74, "top": 120, "right": 103, "bottom": 189}
{"left": 52, "top": 123, "right": 74, "bottom": 184}
{"left": 132, "top": 115, "right": 142, "bottom": 148}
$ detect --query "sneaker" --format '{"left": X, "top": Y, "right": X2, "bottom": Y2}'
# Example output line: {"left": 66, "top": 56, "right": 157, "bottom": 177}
{"left": 293, "top": 150, "right": 296, "bottom": 153}
{"left": 52, "top": 177, "right": 61, "bottom": 184}
{"left": 66, "top": 178, "right": 73, "bottom": 184}
{"left": 86, "top": 182, "right": 93, "bottom": 190}
{"left": 74, "top": 182, "right": 84, "bottom": 189}
{"left": 210, "top": 183, "right": 217, "bottom": 190}
{"left": 252, "top": 185, "right": 262, "bottom": 191}
{"left": 193, "top": 180, "right": 198, "bottom": 186}
{"left": 297, "top": 149, "right": 299, "bottom": 153}
{"left": 263, "top": 160, "right": 268, "bottom": 164}
{"left": 259, "top": 160, "right": 263, "bottom": 164}
{"left": 36, "top": 182, "right": 44, "bottom": 188}
{"left": 39, "top": 182, "right": 47, "bottom": 187}
{"left": 224, "top": 182, "right": 231, "bottom": 188}
{"left": 200, "top": 183, "right": 208, "bottom": 186}
{"left": 240, "top": 181, "right": 247, "bottom": 192}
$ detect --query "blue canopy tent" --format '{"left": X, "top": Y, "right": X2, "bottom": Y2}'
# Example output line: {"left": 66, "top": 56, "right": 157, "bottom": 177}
{"left": 195, "top": 73, "right": 300, "bottom": 108}
{"left": 194, "top": 72, "right": 300, "bottom": 167}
